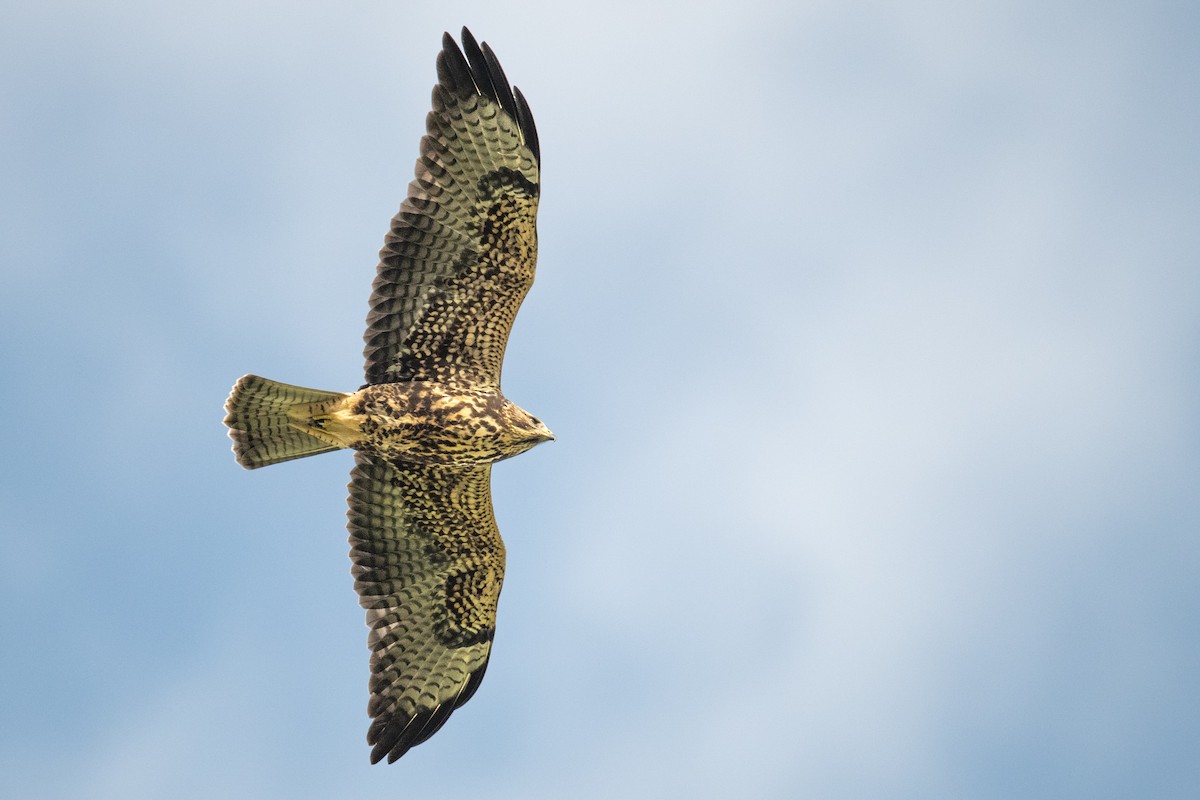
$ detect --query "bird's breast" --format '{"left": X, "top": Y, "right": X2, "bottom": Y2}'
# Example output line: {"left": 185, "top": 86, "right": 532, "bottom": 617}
{"left": 352, "top": 383, "right": 514, "bottom": 467}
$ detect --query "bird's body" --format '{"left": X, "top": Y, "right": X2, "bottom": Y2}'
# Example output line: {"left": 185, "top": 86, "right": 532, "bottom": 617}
{"left": 289, "top": 381, "right": 552, "bottom": 467}
{"left": 223, "top": 28, "right": 550, "bottom": 763}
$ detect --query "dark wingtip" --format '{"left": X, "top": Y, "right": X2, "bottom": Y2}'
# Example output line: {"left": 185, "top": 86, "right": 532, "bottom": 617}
{"left": 513, "top": 85, "right": 540, "bottom": 165}
{"left": 459, "top": 26, "right": 484, "bottom": 73}
{"left": 368, "top": 742, "right": 391, "bottom": 765}
{"left": 365, "top": 659, "right": 491, "bottom": 764}
{"left": 366, "top": 704, "right": 455, "bottom": 764}
{"left": 438, "top": 30, "right": 475, "bottom": 95}
{"left": 437, "top": 27, "right": 539, "bottom": 166}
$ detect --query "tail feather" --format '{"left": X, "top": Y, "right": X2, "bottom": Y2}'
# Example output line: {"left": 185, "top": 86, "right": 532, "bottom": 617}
{"left": 224, "top": 374, "right": 348, "bottom": 469}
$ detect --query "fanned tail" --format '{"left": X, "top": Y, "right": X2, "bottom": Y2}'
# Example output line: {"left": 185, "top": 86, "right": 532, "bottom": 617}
{"left": 224, "top": 374, "right": 348, "bottom": 469}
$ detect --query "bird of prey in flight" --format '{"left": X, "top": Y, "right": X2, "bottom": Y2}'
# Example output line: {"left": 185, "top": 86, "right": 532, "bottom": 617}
{"left": 223, "top": 27, "right": 551, "bottom": 763}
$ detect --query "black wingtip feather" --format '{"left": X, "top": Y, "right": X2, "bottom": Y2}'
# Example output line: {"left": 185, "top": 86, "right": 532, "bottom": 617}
{"left": 458, "top": 27, "right": 489, "bottom": 92}
{"left": 479, "top": 42, "right": 518, "bottom": 120}
{"left": 439, "top": 31, "right": 476, "bottom": 95}
{"left": 513, "top": 86, "right": 540, "bottom": 165}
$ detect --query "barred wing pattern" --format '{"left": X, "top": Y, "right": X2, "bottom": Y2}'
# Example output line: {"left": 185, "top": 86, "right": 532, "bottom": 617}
{"left": 348, "top": 454, "right": 504, "bottom": 763}
{"left": 363, "top": 28, "right": 541, "bottom": 387}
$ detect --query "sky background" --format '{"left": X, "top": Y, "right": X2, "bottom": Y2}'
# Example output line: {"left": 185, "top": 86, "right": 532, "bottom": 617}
{"left": 3, "top": 1, "right": 1199, "bottom": 798}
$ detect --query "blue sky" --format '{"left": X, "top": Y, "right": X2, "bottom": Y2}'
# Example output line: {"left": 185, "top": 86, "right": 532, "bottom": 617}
{"left": 3, "top": 1, "right": 1199, "bottom": 798}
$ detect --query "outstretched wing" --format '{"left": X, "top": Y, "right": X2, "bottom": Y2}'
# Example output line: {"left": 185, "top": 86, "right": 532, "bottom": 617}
{"left": 364, "top": 28, "right": 540, "bottom": 388}
{"left": 347, "top": 453, "right": 505, "bottom": 763}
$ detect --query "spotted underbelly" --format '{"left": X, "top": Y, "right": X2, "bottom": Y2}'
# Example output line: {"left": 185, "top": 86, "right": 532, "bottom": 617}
{"left": 362, "top": 418, "right": 513, "bottom": 466}
{"left": 354, "top": 384, "right": 518, "bottom": 467}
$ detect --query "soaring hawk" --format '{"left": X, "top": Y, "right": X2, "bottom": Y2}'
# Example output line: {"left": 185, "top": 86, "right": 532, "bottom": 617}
{"left": 223, "top": 28, "right": 551, "bottom": 763}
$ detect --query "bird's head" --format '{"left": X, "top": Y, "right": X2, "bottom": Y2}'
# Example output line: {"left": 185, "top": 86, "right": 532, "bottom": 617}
{"left": 502, "top": 401, "right": 555, "bottom": 452}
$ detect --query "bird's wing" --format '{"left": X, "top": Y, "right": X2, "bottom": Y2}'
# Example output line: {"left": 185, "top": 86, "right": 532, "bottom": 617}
{"left": 347, "top": 453, "right": 505, "bottom": 763}
{"left": 363, "top": 27, "right": 540, "bottom": 388}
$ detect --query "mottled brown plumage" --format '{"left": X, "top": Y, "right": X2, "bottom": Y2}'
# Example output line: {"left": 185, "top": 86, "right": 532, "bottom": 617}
{"left": 222, "top": 28, "right": 550, "bottom": 763}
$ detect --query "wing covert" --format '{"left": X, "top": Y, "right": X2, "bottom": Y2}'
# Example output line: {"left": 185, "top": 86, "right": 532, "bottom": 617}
{"left": 347, "top": 453, "right": 506, "bottom": 763}
{"left": 364, "top": 28, "right": 540, "bottom": 388}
